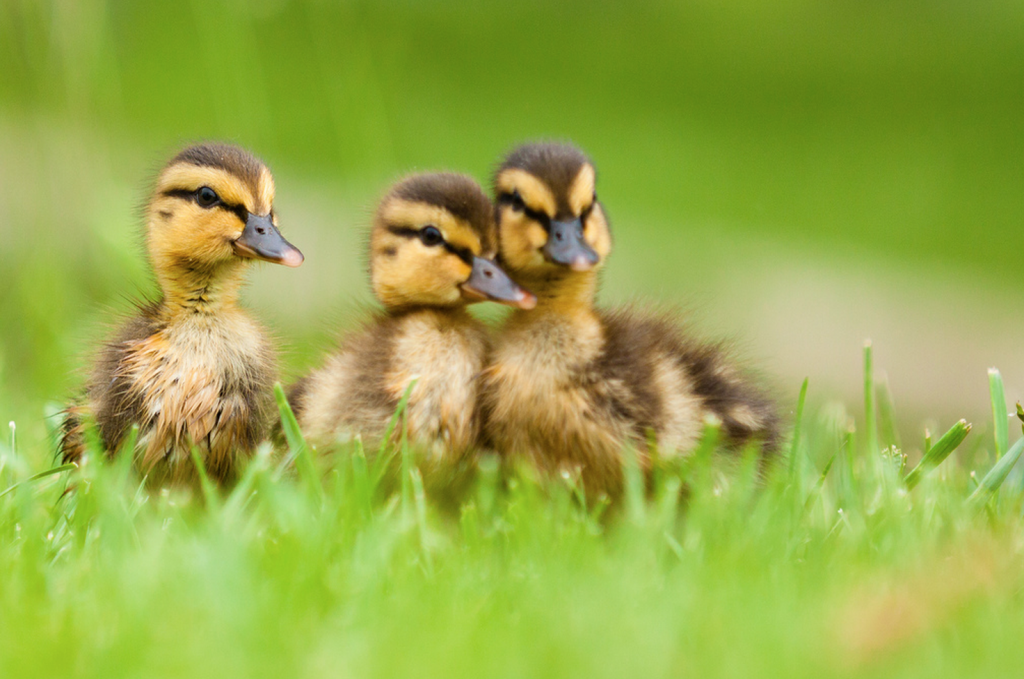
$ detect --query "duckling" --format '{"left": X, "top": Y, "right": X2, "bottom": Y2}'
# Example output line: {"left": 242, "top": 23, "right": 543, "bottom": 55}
{"left": 60, "top": 143, "right": 304, "bottom": 486}
{"left": 288, "top": 172, "right": 534, "bottom": 467}
{"left": 481, "top": 142, "right": 779, "bottom": 496}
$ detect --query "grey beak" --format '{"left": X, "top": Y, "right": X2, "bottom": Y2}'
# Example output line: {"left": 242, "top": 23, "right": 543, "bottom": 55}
{"left": 543, "top": 218, "right": 599, "bottom": 271}
{"left": 233, "top": 213, "right": 304, "bottom": 267}
{"left": 460, "top": 257, "right": 537, "bottom": 309}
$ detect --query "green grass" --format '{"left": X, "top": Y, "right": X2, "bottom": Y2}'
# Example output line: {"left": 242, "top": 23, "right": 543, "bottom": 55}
{"left": 3, "top": 1, "right": 1024, "bottom": 676}
{"left": 1, "top": 352, "right": 1023, "bottom": 678}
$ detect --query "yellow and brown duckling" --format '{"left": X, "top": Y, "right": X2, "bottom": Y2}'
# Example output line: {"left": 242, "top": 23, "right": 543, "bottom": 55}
{"left": 60, "top": 143, "right": 304, "bottom": 485}
{"left": 481, "top": 142, "right": 779, "bottom": 496}
{"left": 288, "top": 173, "right": 534, "bottom": 465}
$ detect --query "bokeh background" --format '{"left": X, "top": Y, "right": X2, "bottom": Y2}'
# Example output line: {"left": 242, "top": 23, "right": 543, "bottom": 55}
{"left": 2, "top": 0, "right": 1023, "bottom": 450}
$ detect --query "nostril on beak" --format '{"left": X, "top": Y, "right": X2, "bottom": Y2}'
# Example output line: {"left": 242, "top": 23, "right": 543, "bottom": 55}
{"left": 485, "top": 270, "right": 493, "bottom": 278}
{"left": 555, "top": 232, "right": 564, "bottom": 241}
{"left": 256, "top": 226, "right": 266, "bottom": 235}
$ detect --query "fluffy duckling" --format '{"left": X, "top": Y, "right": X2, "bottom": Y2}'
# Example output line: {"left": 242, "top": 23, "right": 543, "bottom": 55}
{"left": 289, "top": 173, "right": 534, "bottom": 465}
{"left": 481, "top": 142, "right": 779, "bottom": 496}
{"left": 61, "top": 143, "right": 304, "bottom": 485}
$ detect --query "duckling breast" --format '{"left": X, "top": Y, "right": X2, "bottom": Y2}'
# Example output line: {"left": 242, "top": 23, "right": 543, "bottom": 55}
{"left": 386, "top": 311, "right": 489, "bottom": 456}
{"left": 118, "top": 311, "right": 274, "bottom": 482}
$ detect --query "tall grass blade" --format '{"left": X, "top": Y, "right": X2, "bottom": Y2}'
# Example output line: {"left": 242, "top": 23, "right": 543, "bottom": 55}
{"left": 400, "top": 414, "right": 413, "bottom": 523}
{"left": 876, "top": 373, "right": 901, "bottom": 450}
{"left": 903, "top": 419, "right": 971, "bottom": 490}
{"left": 968, "top": 436, "right": 1024, "bottom": 506}
{"left": 989, "top": 368, "right": 1008, "bottom": 458}
{"left": 189, "top": 446, "right": 220, "bottom": 510}
{"left": 350, "top": 437, "right": 373, "bottom": 517}
{"left": 0, "top": 463, "right": 76, "bottom": 500}
{"left": 222, "top": 445, "right": 271, "bottom": 521}
{"left": 410, "top": 468, "right": 433, "bottom": 576}
{"left": 622, "top": 444, "right": 646, "bottom": 525}
{"left": 841, "top": 420, "right": 858, "bottom": 504}
{"left": 863, "top": 341, "right": 879, "bottom": 457}
{"left": 378, "top": 380, "right": 417, "bottom": 460}
{"left": 114, "top": 424, "right": 139, "bottom": 483}
{"left": 274, "top": 383, "right": 323, "bottom": 506}
{"left": 787, "top": 378, "right": 809, "bottom": 482}
{"left": 803, "top": 452, "right": 835, "bottom": 513}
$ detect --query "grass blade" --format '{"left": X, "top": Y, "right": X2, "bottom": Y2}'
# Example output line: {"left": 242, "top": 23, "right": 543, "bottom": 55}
{"left": 803, "top": 452, "right": 836, "bottom": 513}
{"left": 377, "top": 379, "right": 417, "bottom": 461}
{"left": 968, "top": 436, "right": 1024, "bottom": 506}
{"left": 903, "top": 419, "right": 971, "bottom": 490}
{"left": 787, "top": 378, "right": 809, "bottom": 482}
{"left": 274, "top": 382, "right": 323, "bottom": 506}
{"left": 0, "top": 463, "right": 76, "bottom": 500}
{"left": 863, "top": 341, "right": 879, "bottom": 457}
{"left": 189, "top": 446, "right": 220, "bottom": 510}
{"left": 114, "top": 424, "right": 140, "bottom": 483}
{"left": 400, "top": 412, "right": 413, "bottom": 523}
{"left": 989, "top": 368, "right": 1008, "bottom": 459}
{"left": 410, "top": 468, "right": 434, "bottom": 576}
{"left": 622, "top": 444, "right": 646, "bottom": 525}
{"left": 876, "top": 373, "right": 901, "bottom": 451}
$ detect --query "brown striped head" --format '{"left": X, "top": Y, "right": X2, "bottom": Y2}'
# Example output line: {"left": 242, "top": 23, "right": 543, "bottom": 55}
{"left": 147, "top": 144, "right": 303, "bottom": 279}
{"left": 370, "top": 173, "right": 535, "bottom": 311}
{"left": 493, "top": 142, "right": 612, "bottom": 280}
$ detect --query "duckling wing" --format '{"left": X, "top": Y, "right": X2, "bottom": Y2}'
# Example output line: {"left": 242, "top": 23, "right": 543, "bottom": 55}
{"left": 291, "top": 314, "right": 400, "bottom": 449}
{"left": 598, "top": 307, "right": 780, "bottom": 458}
{"left": 60, "top": 307, "right": 163, "bottom": 464}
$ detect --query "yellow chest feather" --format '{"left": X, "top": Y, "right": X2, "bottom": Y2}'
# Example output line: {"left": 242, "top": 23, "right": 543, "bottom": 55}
{"left": 485, "top": 313, "right": 626, "bottom": 472}
{"left": 119, "top": 312, "right": 268, "bottom": 475}
{"left": 388, "top": 314, "right": 488, "bottom": 455}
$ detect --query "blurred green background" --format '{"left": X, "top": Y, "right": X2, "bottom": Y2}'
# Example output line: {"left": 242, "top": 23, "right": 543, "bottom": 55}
{"left": 2, "top": 0, "right": 1023, "bottom": 448}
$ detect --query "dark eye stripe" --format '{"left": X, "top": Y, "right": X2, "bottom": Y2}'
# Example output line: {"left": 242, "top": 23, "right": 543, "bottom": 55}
{"left": 580, "top": 202, "right": 595, "bottom": 222}
{"left": 384, "top": 225, "right": 474, "bottom": 265}
{"left": 498, "top": 193, "right": 551, "bottom": 229}
{"left": 162, "top": 188, "right": 249, "bottom": 222}
{"left": 444, "top": 243, "right": 474, "bottom": 265}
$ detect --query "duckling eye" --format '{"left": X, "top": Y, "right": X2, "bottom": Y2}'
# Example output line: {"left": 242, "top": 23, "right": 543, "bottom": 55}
{"left": 509, "top": 190, "right": 525, "bottom": 211}
{"left": 420, "top": 226, "right": 443, "bottom": 246}
{"left": 196, "top": 186, "right": 220, "bottom": 208}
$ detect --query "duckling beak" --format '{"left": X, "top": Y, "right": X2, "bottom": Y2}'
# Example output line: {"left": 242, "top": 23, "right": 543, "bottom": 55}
{"left": 233, "top": 213, "right": 304, "bottom": 267}
{"left": 544, "top": 218, "right": 600, "bottom": 272}
{"left": 460, "top": 257, "right": 537, "bottom": 310}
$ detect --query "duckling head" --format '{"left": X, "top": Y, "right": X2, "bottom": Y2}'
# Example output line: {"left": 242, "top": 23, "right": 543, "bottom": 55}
{"left": 370, "top": 173, "right": 535, "bottom": 311}
{"left": 146, "top": 144, "right": 303, "bottom": 295}
{"left": 493, "top": 142, "right": 611, "bottom": 282}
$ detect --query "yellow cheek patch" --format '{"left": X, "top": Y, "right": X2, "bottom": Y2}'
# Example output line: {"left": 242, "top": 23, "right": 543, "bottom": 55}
{"left": 147, "top": 203, "right": 242, "bottom": 271}
{"left": 567, "top": 163, "right": 596, "bottom": 215}
{"left": 498, "top": 210, "right": 548, "bottom": 272}
{"left": 585, "top": 204, "right": 613, "bottom": 260}
{"left": 496, "top": 169, "right": 557, "bottom": 217}
{"left": 256, "top": 166, "right": 276, "bottom": 215}
{"left": 445, "top": 219, "right": 485, "bottom": 258}
{"left": 373, "top": 244, "right": 469, "bottom": 307}
{"left": 381, "top": 199, "right": 457, "bottom": 235}
{"left": 157, "top": 166, "right": 257, "bottom": 214}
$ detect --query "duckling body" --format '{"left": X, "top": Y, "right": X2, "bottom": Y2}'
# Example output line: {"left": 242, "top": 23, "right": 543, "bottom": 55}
{"left": 482, "top": 143, "right": 778, "bottom": 495}
{"left": 61, "top": 144, "right": 303, "bottom": 484}
{"left": 290, "top": 173, "right": 533, "bottom": 461}
{"left": 292, "top": 307, "right": 490, "bottom": 457}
